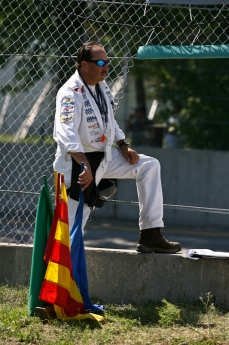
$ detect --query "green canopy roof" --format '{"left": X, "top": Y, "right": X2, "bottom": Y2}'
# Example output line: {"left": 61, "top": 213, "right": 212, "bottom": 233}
{"left": 137, "top": 45, "right": 229, "bottom": 59}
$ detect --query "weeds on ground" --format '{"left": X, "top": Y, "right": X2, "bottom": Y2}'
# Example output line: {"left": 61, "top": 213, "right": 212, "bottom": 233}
{"left": 0, "top": 285, "right": 229, "bottom": 345}
{"left": 157, "top": 299, "right": 183, "bottom": 327}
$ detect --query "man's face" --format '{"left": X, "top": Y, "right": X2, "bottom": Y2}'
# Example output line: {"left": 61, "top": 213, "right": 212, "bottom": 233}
{"left": 83, "top": 46, "right": 109, "bottom": 85}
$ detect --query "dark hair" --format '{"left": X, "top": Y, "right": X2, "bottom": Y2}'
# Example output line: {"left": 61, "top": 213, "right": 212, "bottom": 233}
{"left": 76, "top": 42, "right": 103, "bottom": 70}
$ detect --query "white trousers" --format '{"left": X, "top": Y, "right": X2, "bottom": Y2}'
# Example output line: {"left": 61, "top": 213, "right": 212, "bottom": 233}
{"left": 60, "top": 146, "right": 164, "bottom": 232}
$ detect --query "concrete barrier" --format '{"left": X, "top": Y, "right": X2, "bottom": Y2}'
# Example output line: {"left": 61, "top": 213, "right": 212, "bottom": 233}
{"left": 1, "top": 243, "right": 229, "bottom": 306}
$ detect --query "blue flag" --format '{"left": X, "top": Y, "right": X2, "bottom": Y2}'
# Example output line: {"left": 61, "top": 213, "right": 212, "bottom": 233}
{"left": 70, "top": 163, "right": 103, "bottom": 312}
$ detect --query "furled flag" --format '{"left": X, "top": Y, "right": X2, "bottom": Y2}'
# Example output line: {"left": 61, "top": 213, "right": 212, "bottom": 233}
{"left": 39, "top": 172, "right": 104, "bottom": 321}
{"left": 28, "top": 176, "right": 54, "bottom": 316}
{"left": 70, "top": 164, "right": 104, "bottom": 313}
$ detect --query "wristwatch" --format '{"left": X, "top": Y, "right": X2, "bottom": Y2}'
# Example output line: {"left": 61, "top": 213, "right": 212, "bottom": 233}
{"left": 119, "top": 140, "right": 129, "bottom": 149}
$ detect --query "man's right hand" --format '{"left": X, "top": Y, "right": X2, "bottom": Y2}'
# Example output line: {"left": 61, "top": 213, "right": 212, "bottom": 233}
{"left": 78, "top": 164, "right": 93, "bottom": 191}
{"left": 69, "top": 152, "right": 93, "bottom": 191}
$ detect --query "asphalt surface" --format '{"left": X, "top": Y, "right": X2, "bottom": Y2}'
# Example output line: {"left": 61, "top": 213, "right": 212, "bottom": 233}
{"left": 84, "top": 218, "right": 229, "bottom": 254}
{"left": 1, "top": 217, "right": 229, "bottom": 254}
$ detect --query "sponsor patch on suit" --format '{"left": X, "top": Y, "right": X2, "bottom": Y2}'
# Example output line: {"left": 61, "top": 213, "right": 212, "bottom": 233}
{"left": 60, "top": 113, "right": 73, "bottom": 123}
{"left": 60, "top": 98, "right": 75, "bottom": 114}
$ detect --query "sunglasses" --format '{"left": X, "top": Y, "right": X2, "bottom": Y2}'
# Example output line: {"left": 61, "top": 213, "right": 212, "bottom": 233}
{"left": 86, "top": 59, "right": 109, "bottom": 67}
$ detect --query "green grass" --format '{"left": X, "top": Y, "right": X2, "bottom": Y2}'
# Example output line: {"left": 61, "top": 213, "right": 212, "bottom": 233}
{"left": 0, "top": 133, "right": 55, "bottom": 145}
{"left": 0, "top": 285, "right": 229, "bottom": 345}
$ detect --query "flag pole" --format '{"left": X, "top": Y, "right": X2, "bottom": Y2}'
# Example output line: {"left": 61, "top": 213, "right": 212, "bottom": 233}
{"left": 54, "top": 170, "right": 60, "bottom": 206}
{"left": 61, "top": 173, "right": 65, "bottom": 184}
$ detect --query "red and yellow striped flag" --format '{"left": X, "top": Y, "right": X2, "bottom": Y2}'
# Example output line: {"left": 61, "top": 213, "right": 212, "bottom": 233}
{"left": 39, "top": 174, "right": 104, "bottom": 321}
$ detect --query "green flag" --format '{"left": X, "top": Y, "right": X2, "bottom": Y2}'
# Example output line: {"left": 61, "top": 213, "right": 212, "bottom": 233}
{"left": 28, "top": 176, "right": 54, "bottom": 316}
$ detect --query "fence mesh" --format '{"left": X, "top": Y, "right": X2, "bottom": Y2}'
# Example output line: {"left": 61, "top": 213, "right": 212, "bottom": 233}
{"left": 1, "top": 0, "right": 229, "bottom": 244}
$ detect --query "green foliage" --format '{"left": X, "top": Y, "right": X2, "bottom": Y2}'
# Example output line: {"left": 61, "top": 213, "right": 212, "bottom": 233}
{"left": 199, "top": 292, "right": 218, "bottom": 337}
{"left": 0, "top": 0, "right": 87, "bottom": 93}
{"left": 0, "top": 133, "right": 55, "bottom": 144}
{"left": 132, "top": 57, "right": 229, "bottom": 150}
{"left": 1, "top": 285, "right": 229, "bottom": 344}
{"left": 0, "top": 284, "right": 28, "bottom": 305}
{"left": 157, "top": 299, "right": 183, "bottom": 327}
{"left": 2, "top": 0, "right": 229, "bottom": 150}
{"left": 0, "top": 0, "right": 131, "bottom": 94}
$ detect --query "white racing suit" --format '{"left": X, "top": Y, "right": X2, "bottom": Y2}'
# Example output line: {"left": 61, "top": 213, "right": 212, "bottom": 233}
{"left": 53, "top": 70, "right": 164, "bottom": 231}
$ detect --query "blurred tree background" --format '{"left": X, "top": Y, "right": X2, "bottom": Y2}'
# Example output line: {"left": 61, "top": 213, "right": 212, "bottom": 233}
{"left": 1, "top": 0, "right": 229, "bottom": 150}
{"left": 132, "top": 58, "right": 229, "bottom": 150}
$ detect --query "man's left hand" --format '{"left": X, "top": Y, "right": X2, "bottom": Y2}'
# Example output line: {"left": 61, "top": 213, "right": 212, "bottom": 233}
{"left": 120, "top": 146, "right": 139, "bottom": 165}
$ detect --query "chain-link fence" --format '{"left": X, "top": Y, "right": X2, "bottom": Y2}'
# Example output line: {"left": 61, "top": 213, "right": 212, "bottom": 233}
{"left": 1, "top": 0, "right": 229, "bottom": 244}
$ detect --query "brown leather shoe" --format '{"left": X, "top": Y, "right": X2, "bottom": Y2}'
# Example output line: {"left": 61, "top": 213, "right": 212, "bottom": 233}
{"left": 136, "top": 228, "right": 181, "bottom": 254}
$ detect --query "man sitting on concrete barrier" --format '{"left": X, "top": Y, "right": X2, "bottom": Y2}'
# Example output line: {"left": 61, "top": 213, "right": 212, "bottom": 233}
{"left": 53, "top": 41, "right": 181, "bottom": 254}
